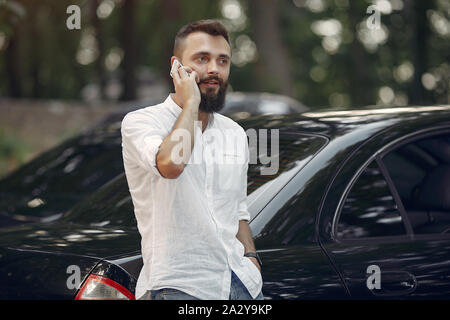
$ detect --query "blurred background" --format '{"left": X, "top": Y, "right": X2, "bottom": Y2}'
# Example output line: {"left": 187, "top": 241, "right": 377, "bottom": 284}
{"left": 0, "top": 0, "right": 449, "bottom": 178}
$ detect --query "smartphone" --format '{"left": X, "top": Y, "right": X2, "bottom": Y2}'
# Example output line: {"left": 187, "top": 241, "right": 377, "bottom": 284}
{"left": 170, "top": 59, "right": 199, "bottom": 82}
{"left": 170, "top": 59, "right": 183, "bottom": 78}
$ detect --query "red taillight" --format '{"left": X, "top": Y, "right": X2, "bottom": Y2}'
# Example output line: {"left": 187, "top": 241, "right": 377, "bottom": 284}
{"left": 75, "top": 274, "right": 135, "bottom": 300}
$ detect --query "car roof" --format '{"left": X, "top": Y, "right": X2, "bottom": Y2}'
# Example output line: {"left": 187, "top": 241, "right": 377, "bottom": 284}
{"left": 237, "top": 105, "right": 450, "bottom": 141}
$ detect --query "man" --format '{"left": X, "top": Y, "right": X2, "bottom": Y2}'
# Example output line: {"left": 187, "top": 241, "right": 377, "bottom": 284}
{"left": 121, "top": 20, "right": 263, "bottom": 300}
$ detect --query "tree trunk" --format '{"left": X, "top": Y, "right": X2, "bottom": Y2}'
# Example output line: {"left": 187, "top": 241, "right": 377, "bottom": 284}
{"left": 6, "top": 28, "right": 22, "bottom": 97}
{"left": 249, "top": 0, "right": 293, "bottom": 96}
{"left": 404, "top": 0, "right": 433, "bottom": 105}
{"left": 161, "top": 0, "right": 181, "bottom": 91}
{"left": 120, "top": 0, "right": 138, "bottom": 101}
{"left": 91, "top": 0, "right": 107, "bottom": 99}
{"left": 29, "top": 11, "right": 43, "bottom": 98}
{"left": 348, "top": 0, "right": 372, "bottom": 106}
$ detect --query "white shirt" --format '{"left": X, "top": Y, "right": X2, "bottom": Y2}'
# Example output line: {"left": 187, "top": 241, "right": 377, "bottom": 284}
{"left": 121, "top": 94, "right": 263, "bottom": 300}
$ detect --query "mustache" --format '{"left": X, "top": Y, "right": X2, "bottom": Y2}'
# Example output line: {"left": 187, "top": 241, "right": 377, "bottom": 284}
{"left": 199, "top": 76, "right": 223, "bottom": 85}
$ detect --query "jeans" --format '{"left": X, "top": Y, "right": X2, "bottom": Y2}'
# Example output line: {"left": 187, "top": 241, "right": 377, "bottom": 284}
{"left": 138, "top": 271, "right": 264, "bottom": 300}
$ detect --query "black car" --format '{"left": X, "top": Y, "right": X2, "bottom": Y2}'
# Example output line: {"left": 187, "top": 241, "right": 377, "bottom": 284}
{"left": 1, "top": 105, "right": 450, "bottom": 299}
{"left": 0, "top": 93, "right": 306, "bottom": 228}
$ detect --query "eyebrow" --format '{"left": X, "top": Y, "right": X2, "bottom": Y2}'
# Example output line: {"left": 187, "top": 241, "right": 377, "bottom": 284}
{"left": 192, "top": 51, "right": 231, "bottom": 60}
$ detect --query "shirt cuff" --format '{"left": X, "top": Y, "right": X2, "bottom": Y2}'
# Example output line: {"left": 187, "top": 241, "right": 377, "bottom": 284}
{"left": 141, "top": 135, "right": 164, "bottom": 178}
{"left": 238, "top": 208, "right": 251, "bottom": 221}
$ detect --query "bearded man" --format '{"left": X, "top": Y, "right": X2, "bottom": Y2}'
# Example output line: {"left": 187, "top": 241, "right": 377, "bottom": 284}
{"left": 121, "top": 19, "right": 263, "bottom": 300}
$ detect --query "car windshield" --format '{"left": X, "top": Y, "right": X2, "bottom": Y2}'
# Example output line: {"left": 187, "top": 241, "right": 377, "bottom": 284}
{"left": 0, "top": 122, "right": 124, "bottom": 220}
{"left": 62, "top": 132, "right": 327, "bottom": 227}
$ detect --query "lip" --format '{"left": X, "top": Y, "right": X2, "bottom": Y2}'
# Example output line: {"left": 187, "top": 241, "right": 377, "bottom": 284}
{"left": 201, "top": 82, "right": 219, "bottom": 88}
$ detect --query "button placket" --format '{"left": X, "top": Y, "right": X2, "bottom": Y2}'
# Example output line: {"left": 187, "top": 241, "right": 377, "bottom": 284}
{"left": 203, "top": 132, "right": 217, "bottom": 234}
{"left": 204, "top": 130, "right": 229, "bottom": 262}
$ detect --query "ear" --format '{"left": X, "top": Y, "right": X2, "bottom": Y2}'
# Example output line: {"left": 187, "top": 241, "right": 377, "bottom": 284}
{"left": 170, "top": 56, "right": 181, "bottom": 66}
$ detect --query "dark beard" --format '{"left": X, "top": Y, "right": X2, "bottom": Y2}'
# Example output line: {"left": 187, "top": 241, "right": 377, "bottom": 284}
{"left": 198, "top": 80, "right": 228, "bottom": 113}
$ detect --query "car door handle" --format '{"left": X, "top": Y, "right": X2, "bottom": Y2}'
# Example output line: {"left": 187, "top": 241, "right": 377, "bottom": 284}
{"left": 370, "top": 270, "right": 417, "bottom": 297}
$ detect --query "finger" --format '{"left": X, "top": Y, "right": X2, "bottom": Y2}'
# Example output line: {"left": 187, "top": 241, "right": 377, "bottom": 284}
{"left": 182, "top": 66, "right": 193, "bottom": 74}
{"left": 177, "top": 65, "right": 189, "bottom": 80}
{"left": 190, "top": 70, "right": 200, "bottom": 83}
{"left": 172, "top": 63, "right": 181, "bottom": 83}
{"left": 170, "top": 60, "right": 179, "bottom": 78}
{"left": 182, "top": 67, "right": 198, "bottom": 81}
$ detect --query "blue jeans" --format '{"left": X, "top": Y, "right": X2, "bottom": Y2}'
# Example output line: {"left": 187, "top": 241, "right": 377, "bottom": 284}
{"left": 139, "top": 271, "right": 264, "bottom": 300}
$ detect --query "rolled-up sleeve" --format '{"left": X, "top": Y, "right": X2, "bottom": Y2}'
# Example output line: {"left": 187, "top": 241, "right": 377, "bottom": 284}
{"left": 121, "top": 112, "right": 165, "bottom": 178}
{"left": 237, "top": 130, "right": 251, "bottom": 221}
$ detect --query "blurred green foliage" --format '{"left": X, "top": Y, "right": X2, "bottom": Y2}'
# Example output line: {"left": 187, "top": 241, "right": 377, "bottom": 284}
{"left": 0, "top": 0, "right": 449, "bottom": 107}
{"left": 0, "top": 127, "right": 29, "bottom": 176}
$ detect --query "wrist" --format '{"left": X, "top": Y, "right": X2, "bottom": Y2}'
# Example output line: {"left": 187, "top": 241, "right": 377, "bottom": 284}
{"left": 244, "top": 252, "right": 262, "bottom": 269}
{"left": 184, "top": 98, "right": 200, "bottom": 109}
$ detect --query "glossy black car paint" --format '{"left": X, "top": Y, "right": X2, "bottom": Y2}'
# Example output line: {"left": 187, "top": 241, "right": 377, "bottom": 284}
{"left": 0, "top": 215, "right": 141, "bottom": 299}
{"left": 1, "top": 105, "right": 450, "bottom": 299}
{"left": 247, "top": 106, "right": 450, "bottom": 299}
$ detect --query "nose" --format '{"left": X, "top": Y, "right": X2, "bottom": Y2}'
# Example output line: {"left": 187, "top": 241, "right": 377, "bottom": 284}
{"left": 207, "top": 60, "right": 219, "bottom": 76}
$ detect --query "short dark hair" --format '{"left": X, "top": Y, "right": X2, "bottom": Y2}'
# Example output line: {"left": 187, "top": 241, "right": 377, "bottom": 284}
{"left": 173, "top": 19, "right": 230, "bottom": 57}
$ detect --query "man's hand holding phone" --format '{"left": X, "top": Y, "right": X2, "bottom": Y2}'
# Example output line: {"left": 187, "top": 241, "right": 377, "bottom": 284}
{"left": 155, "top": 59, "right": 201, "bottom": 179}
{"left": 171, "top": 59, "right": 200, "bottom": 108}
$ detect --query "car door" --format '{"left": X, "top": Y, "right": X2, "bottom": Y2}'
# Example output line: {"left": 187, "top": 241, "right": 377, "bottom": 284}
{"left": 322, "top": 129, "right": 450, "bottom": 298}
{"left": 248, "top": 131, "right": 348, "bottom": 299}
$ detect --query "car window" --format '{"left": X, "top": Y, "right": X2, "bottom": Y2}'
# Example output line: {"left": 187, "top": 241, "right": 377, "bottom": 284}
{"left": 248, "top": 133, "right": 326, "bottom": 195}
{"left": 337, "top": 160, "right": 406, "bottom": 239}
{"left": 61, "top": 174, "right": 136, "bottom": 228}
{"left": 0, "top": 123, "right": 122, "bottom": 195}
{"left": 382, "top": 133, "right": 450, "bottom": 235}
{"left": 0, "top": 123, "right": 123, "bottom": 220}
{"left": 247, "top": 133, "right": 327, "bottom": 219}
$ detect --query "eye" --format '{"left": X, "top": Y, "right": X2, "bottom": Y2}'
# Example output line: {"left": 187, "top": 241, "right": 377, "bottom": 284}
{"left": 197, "top": 56, "right": 208, "bottom": 63}
{"left": 219, "top": 58, "right": 229, "bottom": 65}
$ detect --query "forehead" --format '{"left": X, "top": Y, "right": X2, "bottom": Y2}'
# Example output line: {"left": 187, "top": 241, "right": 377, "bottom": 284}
{"left": 181, "top": 31, "right": 231, "bottom": 59}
